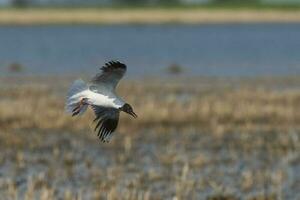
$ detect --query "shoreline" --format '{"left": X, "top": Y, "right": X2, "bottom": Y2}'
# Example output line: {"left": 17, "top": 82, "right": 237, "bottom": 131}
{"left": 1, "top": 8, "right": 300, "bottom": 25}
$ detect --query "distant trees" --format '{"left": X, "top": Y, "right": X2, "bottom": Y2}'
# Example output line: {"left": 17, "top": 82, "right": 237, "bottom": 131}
{"left": 12, "top": 0, "right": 29, "bottom": 7}
{"left": 159, "top": 0, "right": 181, "bottom": 5}
{"left": 115, "top": 0, "right": 181, "bottom": 6}
{"left": 115, "top": 0, "right": 148, "bottom": 5}
{"left": 9, "top": 0, "right": 263, "bottom": 7}
{"left": 213, "top": 0, "right": 260, "bottom": 4}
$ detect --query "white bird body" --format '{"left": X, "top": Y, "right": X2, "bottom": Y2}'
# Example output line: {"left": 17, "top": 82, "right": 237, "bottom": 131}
{"left": 65, "top": 61, "right": 137, "bottom": 143}
{"left": 71, "top": 89, "right": 124, "bottom": 109}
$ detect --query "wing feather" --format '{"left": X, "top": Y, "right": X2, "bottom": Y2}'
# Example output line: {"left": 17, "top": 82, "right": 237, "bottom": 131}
{"left": 92, "top": 105, "right": 120, "bottom": 142}
{"left": 91, "top": 60, "right": 127, "bottom": 91}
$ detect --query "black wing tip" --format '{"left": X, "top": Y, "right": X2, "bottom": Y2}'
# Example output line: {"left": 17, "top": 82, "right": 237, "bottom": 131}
{"left": 101, "top": 60, "right": 126, "bottom": 72}
{"left": 93, "top": 117, "right": 118, "bottom": 143}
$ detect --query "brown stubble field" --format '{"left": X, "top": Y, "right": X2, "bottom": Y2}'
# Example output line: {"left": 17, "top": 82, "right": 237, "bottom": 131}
{"left": 1, "top": 8, "right": 300, "bottom": 25}
{"left": 0, "top": 76, "right": 299, "bottom": 199}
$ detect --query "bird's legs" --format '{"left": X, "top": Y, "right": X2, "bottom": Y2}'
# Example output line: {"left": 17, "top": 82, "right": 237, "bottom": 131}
{"left": 72, "top": 98, "right": 88, "bottom": 116}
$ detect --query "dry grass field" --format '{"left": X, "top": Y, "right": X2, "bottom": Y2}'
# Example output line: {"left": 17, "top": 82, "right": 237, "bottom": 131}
{"left": 1, "top": 8, "right": 300, "bottom": 25}
{"left": 0, "top": 76, "right": 299, "bottom": 199}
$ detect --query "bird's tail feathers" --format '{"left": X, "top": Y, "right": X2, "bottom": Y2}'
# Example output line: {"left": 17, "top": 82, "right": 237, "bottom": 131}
{"left": 65, "top": 79, "right": 89, "bottom": 116}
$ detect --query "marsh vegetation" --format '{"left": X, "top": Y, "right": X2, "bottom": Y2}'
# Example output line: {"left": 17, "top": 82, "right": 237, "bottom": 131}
{"left": 0, "top": 76, "right": 299, "bottom": 199}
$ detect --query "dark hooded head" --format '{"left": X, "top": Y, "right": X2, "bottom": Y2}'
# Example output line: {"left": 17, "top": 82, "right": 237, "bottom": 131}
{"left": 120, "top": 103, "right": 137, "bottom": 118}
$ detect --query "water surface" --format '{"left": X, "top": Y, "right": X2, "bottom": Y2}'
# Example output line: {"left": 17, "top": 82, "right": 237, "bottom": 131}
{"left": 0, "top": 24, "right": 300, "bottom": 77}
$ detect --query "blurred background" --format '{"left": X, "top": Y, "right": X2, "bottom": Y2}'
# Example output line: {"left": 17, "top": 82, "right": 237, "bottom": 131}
{"left": 0, "top": 0, "right": 299, "bottom": 200}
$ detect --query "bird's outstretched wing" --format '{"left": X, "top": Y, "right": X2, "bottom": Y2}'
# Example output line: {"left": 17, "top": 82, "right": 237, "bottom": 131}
{"left": 92, "top": 105, "right": 120, "bottom": 142}
{"left": 91, "top": 61, "right": 127, "bottom": 91}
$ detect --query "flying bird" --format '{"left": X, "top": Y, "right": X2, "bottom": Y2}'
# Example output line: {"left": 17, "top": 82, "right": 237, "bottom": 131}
{"left": 65, "top": 61, "right": 137, "bottom": 142}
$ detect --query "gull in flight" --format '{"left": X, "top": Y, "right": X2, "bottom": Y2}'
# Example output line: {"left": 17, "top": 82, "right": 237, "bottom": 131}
{"left": 65, "top": 61, "right": 137, "bottom": 142}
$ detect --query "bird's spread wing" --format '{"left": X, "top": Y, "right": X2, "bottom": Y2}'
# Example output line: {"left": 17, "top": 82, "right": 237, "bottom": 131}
{"left": 92, "top": 105, "right": 120, "bottom": 142}
{"left": 91, "top": 61, "right": 127, "bottom": 91}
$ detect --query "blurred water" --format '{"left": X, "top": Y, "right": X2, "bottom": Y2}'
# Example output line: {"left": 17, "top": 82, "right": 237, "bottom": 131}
{"left": 0, "top": 23, "right": 300, "bottom": 77}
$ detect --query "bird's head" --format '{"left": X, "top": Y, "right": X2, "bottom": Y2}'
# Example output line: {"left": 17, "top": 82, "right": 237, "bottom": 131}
{"left": 120, "top": 103, "right": 137, "bottom": 118}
